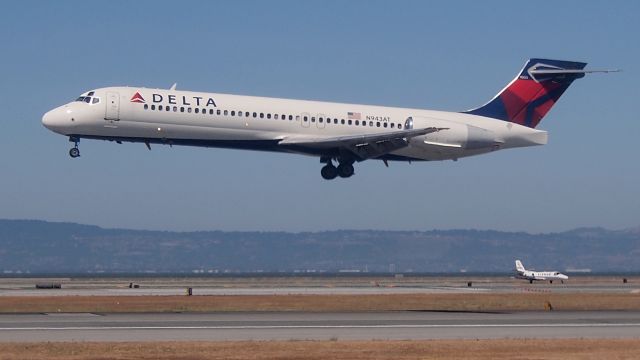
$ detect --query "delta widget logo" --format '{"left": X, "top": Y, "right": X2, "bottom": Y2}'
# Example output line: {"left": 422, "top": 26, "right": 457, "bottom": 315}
{"left": 130, "top": 92, "right": 145, "bottom": 103}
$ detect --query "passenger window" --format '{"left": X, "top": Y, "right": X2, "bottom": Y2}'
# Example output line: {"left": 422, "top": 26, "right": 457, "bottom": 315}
{"left": 303, "top": 116, "right": 308, "bottom": 121}
{"left": 144, "top": 104, "right": 149, "bottom": 110}
{"left": 173, "top": 106, "right": 178, "bottom": 112}
{"left": 237, "top": 111, "right": 242, "bottom": 117}
{"left": 348, "top": 120, "right": 352, "bottom": 125}
{"left": 311, "top": 117, "right": 315, "bottom": 122}
{"left": 260, "top": 113, "right": 264, "bottom": 118}
{"left": 391, "top": 123, "right": 395, "bottom": 128}
{"left": 376, "top": 122, "right": 380, "bottom": 127}
{"left": 341, "top": 119, "right": 345, "bottom": 124}
{"left": 267, "top": 113, "right": 271, "bottom": 119}
{"left": 180, "top": 107, "right": 184, "bottom": 112}
{"left": 253, "top": 112, "right": 257, "bottom": 118}
{"left": 355, "top": 120, "right": 359, "bottom": 125}
{"left": 217, "top": 110, "right": 221, "bottom": 115}
{"left": 231, "top": 111, "right": 236, "bottom": 116}
{"left": 398, "top": 123, "right": 402, "bottom": 129}
{"left": 369, "top": 121, "right": 373, "bottom": 126}
{"left": 289, "top": 115, "right": 293, "bottom": 120}
{"left": 151, "top": 105, "right": 156, "bottom": 110}
{"left": 224, "top": 110, "right": 228, "bottom": 116}
{"left": 195, "top": 108, "right": 199, "bottom": 114}
{"left": 334, "top": 119, "right": 338, "bottom": 124}
{"left": 383, "top": 122, "right": 388, "bottom": 128}
{"left": 274, "top": 114, "right": 279, "bottom": 120}
{"left": 210, "top": 109, "right": 214, "bottom": 115}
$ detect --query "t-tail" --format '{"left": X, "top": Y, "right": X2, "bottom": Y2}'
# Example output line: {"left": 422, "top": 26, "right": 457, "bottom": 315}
{"left": 465, "top": 58, "right": 617, "bottom": 128}
{"left": 515, "top": 260, "right": 525, "bottom": 273}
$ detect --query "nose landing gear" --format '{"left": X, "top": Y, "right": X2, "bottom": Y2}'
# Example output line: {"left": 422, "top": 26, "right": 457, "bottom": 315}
{"left": 69, "top": 137, "right": 80, "bottom": 158}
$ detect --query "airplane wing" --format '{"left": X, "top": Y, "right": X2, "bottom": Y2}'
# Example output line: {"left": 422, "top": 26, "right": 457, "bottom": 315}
{"left": 278, "top": 127, "right": 445, "bottom": 161}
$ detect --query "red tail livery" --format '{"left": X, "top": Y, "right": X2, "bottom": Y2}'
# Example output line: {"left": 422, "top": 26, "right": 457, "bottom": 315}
{"left": 466, "top": 58, "right": 589, "bottom": 128}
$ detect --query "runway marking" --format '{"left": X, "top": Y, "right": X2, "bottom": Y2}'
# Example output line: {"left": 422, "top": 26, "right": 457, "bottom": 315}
{"left": 1, "top": 323, "right": 640, "bottom": 331}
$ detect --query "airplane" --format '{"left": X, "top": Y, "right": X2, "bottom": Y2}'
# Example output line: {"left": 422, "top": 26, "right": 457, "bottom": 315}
{"left": 515, "top": 259, "right": 569, "bottom": 284}
{"left": 42, "top": 58, "right": 616, "bottom": 180}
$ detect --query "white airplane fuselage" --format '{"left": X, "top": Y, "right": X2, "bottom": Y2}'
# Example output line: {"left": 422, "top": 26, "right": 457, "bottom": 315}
{"left": 515, "top": 260, "right": 568, "bottom": 283}
{"left": 42, "top": 87, "right": 546, "bottom": 160}
{"left": 516, "top": 270, "right": 569, "bottom": 283}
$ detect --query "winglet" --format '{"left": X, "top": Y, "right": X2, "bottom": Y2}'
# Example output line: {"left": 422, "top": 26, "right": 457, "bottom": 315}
{"left": 170, "top": 83, "right": 177, "bottom": 90}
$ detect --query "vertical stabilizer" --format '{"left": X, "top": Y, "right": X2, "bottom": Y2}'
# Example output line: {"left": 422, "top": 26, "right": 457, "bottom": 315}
{"left": 465, "top": 58, "right": 589, "bottom": 128}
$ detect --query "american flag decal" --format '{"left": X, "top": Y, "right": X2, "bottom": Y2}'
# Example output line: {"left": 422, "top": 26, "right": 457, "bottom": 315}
{"left": 347, "top": 112, "right": 361, "bottom": 120}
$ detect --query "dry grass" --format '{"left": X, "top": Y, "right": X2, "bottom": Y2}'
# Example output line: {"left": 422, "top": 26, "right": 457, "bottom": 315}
{"left": 0, "top": 339, "right": 639, "bottom": 360}
{"left": 0, "top": 293, "right": 639, "bottom": 313}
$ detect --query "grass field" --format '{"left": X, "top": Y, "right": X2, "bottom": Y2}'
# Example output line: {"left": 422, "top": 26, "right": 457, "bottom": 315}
{"left": 0, "top": 339, "right": 639, "bottom": 359}
{"left": 0, "top": 293, "right": 639, "bottom": 313}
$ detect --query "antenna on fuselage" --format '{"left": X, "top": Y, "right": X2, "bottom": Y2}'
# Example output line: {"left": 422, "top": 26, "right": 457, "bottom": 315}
{"left": 170, "top": 83, "right": 177, "bottom": 90}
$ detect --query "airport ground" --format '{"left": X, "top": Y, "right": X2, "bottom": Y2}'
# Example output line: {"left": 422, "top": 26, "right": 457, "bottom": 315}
{"left": 1, "top": 339, "right": 640, "bottom": 360}
{"left": 0, "top": 275, "right": 639, "bottom": 359}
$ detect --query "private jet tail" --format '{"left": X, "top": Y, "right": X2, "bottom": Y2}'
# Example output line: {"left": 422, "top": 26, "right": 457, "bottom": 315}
{"left": 515, "top": 259, "right": 526, "bottom": 273}
{"left": 465, "top": 58, "right": 616, "bottom": 128}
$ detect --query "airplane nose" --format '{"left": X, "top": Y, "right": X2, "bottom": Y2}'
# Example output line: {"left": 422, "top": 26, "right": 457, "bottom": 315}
{"left": 42, "top": 110, "right": 54, "bottom": 129}
{"left": 42, "top": 107, "right": 72, "bottom": 134}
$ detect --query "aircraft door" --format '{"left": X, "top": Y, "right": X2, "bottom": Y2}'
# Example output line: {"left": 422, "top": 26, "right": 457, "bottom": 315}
{"left": 105, "top": 92, "right": 120, "bottom": 120}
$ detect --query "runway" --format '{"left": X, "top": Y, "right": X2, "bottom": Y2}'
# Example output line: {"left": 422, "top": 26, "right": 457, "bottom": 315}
{"left": 1, "top": 311, "right": 639, "bottom": 342}
{"left": 1, "top": 275, "right": 637, "bottom": 296}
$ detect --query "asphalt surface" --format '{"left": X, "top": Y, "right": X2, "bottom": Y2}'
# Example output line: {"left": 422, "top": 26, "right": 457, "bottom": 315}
{"left": 1, "top": 311, "right": 639, "bottom": 341}
{"left": 1, "top": 276, "right": 637, "bottom": 296}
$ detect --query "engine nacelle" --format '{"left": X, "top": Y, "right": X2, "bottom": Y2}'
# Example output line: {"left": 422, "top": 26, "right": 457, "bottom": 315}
{"left": 410, "top": 116, "right": 499, "bottom": 149}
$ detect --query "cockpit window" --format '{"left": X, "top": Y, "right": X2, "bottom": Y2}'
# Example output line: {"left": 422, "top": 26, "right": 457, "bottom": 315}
{"left": 75, "top": 92, "right": 100, "bottom": 105}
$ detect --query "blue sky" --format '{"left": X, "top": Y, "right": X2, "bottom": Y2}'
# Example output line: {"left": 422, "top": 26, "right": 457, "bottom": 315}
{"left": 1, "top": 1, "right": 638, "bottom": 232}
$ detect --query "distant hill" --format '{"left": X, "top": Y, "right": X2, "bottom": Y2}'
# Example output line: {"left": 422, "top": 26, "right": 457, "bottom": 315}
{"left": 0, "top": 219, "right": 639, "bottom": 274}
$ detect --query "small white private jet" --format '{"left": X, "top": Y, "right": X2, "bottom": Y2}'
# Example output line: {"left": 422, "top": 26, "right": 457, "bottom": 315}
{"left": 42, "top": 58, "right": 615, "bottom": 179}
{"left": 515, "top": 260, "right": 568, "bottom": 284}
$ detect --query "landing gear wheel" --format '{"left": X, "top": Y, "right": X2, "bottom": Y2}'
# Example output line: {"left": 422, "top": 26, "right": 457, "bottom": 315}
{"left": 337, "top": 163, "right": 354, "bottom": 178}
{"left": 69, "top": 147, "right": 80, "bottom": 158}
{"left": 321, "top": 164, "right": 338, "bottom": 180}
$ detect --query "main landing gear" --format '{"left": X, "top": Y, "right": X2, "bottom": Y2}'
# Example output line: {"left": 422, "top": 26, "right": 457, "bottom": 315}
{"left": 69, "top": 137, "right": 80, "bottom": 158}
{"left": 320, "top": 157, "right": 355, "bottom": 180}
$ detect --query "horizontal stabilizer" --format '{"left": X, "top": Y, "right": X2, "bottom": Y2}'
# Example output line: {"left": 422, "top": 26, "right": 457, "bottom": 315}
{"left": 528, "top": 68, "right": 620, "bottom": 83}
